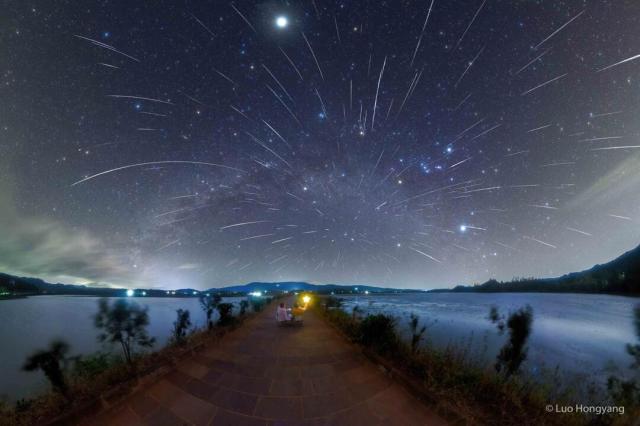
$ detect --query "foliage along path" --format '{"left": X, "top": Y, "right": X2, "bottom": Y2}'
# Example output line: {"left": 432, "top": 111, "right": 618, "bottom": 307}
{"left": 82, "top": 303, "right": 447, "bottom": 425}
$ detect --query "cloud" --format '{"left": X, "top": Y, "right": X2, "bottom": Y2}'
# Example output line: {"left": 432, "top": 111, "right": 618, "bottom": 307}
{"left": 0, "top": 189, "right": 139, "bottom": 287}
{"left": 564, "top": 151, "right": 640, "bottom": 212}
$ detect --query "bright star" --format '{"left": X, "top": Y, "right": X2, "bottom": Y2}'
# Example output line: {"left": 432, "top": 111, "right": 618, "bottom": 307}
{"left": 276, "top": 16, "right": 288, "bottom": 28}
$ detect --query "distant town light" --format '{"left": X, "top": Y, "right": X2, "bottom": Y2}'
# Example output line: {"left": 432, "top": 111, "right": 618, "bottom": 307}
{"left": 126, "top": 289, "right": 134, "bottom": 297}
{"left": 250, "top": 291, "right": 262, "bottom": 297}
{"left": 193, "top": 291, "right": 198, "bottom": 295}
{"left": 142, "top": 291, "right": 147, "bottom": 296}
{"left": 365, "top": 290, "right": 370, "bottom": 295}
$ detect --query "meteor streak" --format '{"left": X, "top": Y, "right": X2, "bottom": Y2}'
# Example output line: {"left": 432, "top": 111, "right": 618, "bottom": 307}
{"left": 72, "top": 161, "right": 245, "bottom": 186}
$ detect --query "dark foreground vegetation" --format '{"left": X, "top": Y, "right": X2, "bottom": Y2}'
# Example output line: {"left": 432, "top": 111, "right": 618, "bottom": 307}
{"left": 0, "top": 294, "right": 274, "bottom": 426}
{"left": 434, "top": 243, "right": 640, "bottom": 295}
{"left": 318, "top": 296, "right": 640, "bottom": 425}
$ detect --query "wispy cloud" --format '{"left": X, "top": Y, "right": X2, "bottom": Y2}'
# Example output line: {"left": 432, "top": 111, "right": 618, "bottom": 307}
{"left": 0, "top": 190, "right": 138, "bottom": 287}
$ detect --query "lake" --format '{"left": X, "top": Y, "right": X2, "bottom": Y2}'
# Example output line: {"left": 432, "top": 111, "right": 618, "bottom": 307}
{"left": 0, "top": 292, "right": 637, "bottom": 402}
{"left": 339, "top": 292, "right": 638, "bottom": 390}
{"left": 0, "top": 295, "right": 245, "bottom": 402}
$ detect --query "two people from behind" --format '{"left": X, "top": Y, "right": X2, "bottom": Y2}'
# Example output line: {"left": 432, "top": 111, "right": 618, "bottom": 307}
{"left": 276, "top": 303, "right": 292, "bottom": 322}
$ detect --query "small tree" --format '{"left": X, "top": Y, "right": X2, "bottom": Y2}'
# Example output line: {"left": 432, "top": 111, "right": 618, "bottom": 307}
{"left": 172, "top": 309, "right": 192, "bottom": 344}
{"left": 200, "top": 294, "right": 222, "bottom": 330}
{"left": 23, "top": 340, "right": 70, "bottom": 395}
{"left": 489, "top": 305, "right": 533, "bottom": 377}
{"left": 409, "top": 313, "right": 427, "bottom": 354}
{"left": 94, "top": 298, "right": 155, "bottom": 364}
{"left": 217, "top": 303, "right": 234, "bottom": 326}
{"left": 239, "top": 300, "right": 249, "bottom": 315}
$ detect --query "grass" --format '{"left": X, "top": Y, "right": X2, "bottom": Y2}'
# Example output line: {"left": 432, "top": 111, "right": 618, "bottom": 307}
{"left": 317, "top": 299, "right": 638, "bottom": 426}
{"left": 0, "top": 302, "right": 271, "bottom": 426}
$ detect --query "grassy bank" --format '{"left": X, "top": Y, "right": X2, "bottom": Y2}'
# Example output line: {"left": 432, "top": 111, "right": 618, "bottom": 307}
{"left": 315, "top": 298, "right": 638, "bottom": 426}
{"left": 0, "top": 297, "right": 274, "bottom": 426}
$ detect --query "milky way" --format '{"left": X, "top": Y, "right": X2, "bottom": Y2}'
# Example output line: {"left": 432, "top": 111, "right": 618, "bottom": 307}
{"left": 2, "top": 1, "right": 640, "bottom": 289}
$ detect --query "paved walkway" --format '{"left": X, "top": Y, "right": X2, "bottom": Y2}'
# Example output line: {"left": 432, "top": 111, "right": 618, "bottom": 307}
{"left": 85, "top": 304, "right": 446, "bottom": 426}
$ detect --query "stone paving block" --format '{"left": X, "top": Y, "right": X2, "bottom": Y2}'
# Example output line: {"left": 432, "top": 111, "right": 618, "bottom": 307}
{"left": 210, "top": 409, "right": 268, "bottom": 426}
{"left": 182, "top": 378, "right": 219, "bottom": 401}
{"left": 147, "top": 379, "right": 183, "bottom": 404}
{"left": 90, "top": 404, "right": 144, "bottom": 426}
{"left": 177, "top": 360, "right": 209, "bottom": 380}
{"left": 302, "top": 390, "right": 352, "bottom": 419}
{"left": 253, "top": 396, "right": 303, "bottom": 420}
{"left": 210, "top": 387, "right": 259, "bottom": 416}
{"left": 269, "top": 378, "right": 314, "bottom": 397}
{"left": 327, "top": 403, "right": 382, "bottom": 426}
{"left": 168, "top": 391, "right": 217, "bottom": 426}
{"left": 128, "top": 392, "right": 159, "bottom": 418}
{"left": 142, "top": 406, "right": 186, "bottom": 426}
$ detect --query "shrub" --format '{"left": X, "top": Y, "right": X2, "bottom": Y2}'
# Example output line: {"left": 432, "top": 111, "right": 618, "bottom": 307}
{"left": 409, "top": 313, "right": 427, "bottom": 354}
{"left": 22, "top": 340, "right": 70, "bottom": 395}
{"left": 490, "top": 305, "right": 533, "bottom": 377}
{"left": 94, "top": 298, "right": 155, "bottom": 364}
{"left": 250, "top": 296, "right": 266, "bottom": 312}
{"left": 172, "top": 309, "right": 192, "bottom": 344}
{"left": 352, "top": 305, "right": 362, "bottom": 320}
{"left": 72, "top": 352, "right": 116, "bottom": 379}
{"left": 217, "top": 303, "right": 235, "bottom": 326}
{"left": 200, "top": 294, "right": 221, "bottom": 330}
{"left": 359, "top": 314, "right": 398, "bottom": 355}
{"left": 324, "top": 295, "right": 343, "bottom": 311}
{"left": 239, "top": 300, "right": 249, "bottom": 315}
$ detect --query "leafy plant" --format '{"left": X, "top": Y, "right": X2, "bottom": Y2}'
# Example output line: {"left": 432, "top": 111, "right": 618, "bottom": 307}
{"left": 94, "top": 298, "right": 155, "bottom": 364}
{"left": 490, "top": 305, "right": 533, "bottom": 376}
{"left": 359, "top": 314, "right": 398, "bottom": 354}
{"left": 172, "top": 309, "right": 192, "bottom": 344}
{"left": 200, "top": 294, "right": 222, "bottom": 330}
{"left": 216, "top": 303, "right": 235, "bottom": 326}
{"left": 22, "top": 340, "right": 70, "bottom": 395}
{"left": 409, "top": 313, "right": 427, "bottom": 354}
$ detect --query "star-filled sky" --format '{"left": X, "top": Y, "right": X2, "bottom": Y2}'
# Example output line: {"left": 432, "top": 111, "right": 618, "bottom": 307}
{"left": 2, "top": 1, "right": 640, "bottom": 290}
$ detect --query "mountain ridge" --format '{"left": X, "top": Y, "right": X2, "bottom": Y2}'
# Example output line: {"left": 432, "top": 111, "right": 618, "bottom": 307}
{"left": 430, "top": 243, "right": 640, "bottom": 295}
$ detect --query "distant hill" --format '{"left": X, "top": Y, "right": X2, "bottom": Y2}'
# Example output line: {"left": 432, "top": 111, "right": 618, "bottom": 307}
{"left": 432, "top": 243, "right": 640, "bottom": 296}
{"left": 0, "top": 273, "right": 416, "bottom": 299}
{"left": 207, "top": 281, "right": 413, "bottom": 294}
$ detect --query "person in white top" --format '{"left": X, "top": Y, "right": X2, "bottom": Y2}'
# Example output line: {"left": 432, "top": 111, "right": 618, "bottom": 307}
{"left": 276, "top": 303, "right": 290, "bottom": 322}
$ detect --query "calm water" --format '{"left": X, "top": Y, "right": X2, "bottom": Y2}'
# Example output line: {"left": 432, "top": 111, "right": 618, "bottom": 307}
{"left": 0, "top": 293, "right": 637, "bottom": 402}
{"left": 339, "top": 292, "right": 638, "bottom": 388}
{"left": 0, "top": 296, "right": 244, "bottom": 402}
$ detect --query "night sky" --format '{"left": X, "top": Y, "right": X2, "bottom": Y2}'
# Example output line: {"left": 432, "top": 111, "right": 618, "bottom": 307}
{"left": 2, "top": 1, "right": 640, "bottom": 290}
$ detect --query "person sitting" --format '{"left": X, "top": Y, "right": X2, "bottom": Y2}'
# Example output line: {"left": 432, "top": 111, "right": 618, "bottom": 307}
{"left": 276, "top": 303, "right": 291, "bottom": 322}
